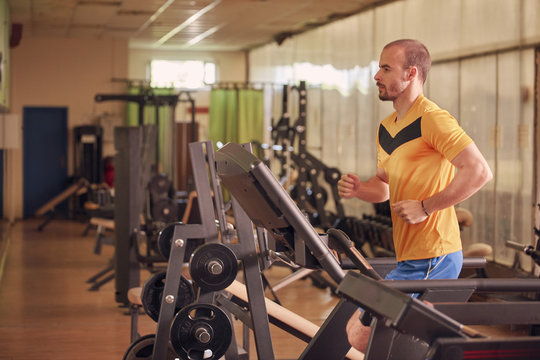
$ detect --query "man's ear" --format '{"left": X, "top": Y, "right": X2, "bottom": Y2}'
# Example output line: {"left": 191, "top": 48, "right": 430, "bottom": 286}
{"left": 407, "top": 66, "right": 418, "bottom": 81}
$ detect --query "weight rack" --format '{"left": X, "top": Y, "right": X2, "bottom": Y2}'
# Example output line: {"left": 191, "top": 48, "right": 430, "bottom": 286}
{"left": 150, "top": 141, "right": 275, "bottom": 360}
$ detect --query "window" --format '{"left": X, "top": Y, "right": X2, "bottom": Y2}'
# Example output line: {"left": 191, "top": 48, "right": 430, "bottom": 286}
{"left": 289, "top": 61, "right": 378, "bottom": 96}
{"left": 150, "top": 60, "right": 216, "bottom": 89}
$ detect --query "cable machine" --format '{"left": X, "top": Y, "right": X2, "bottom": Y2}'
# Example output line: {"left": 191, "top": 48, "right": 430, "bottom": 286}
{"left": 94, "top": 89, "right": 198, "bottom": 303}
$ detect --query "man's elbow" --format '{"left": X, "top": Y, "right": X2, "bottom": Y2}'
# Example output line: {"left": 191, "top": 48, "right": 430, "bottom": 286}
{"left": 372, "top": 187, "right": 390, "bottom": 204}
{"left": 477, "top": 162, "right": 493, "bottom": 188}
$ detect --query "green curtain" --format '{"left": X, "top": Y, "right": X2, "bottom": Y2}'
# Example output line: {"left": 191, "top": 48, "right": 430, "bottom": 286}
{"left": 126, "top": 86, "right": 176, "bottom": 174}
{"left": 125, "top": 86, "right": 141, "bottom": 126}
{"left": 154, "top": 88, "right": 176, "bottom": 175}
{"left": 209, "top": 88, "right": 237, "bottom": 147}
{"left": 238, "top": 89, "right": 264, "bottom": 145}
{"left": 209, "top": 88, "right": 264, "bottom": 148}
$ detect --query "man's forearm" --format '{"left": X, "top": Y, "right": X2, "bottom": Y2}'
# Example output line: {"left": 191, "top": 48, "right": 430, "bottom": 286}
{"left": 355, "top": 175, "right": 390, "bottom": 203}
{"left": 422, "top": 147, "right": 492, "bottom": 214}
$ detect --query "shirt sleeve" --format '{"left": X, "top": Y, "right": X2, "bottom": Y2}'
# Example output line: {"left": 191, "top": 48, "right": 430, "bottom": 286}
{"left": 422, "top": 110, "right": 473, "bottom": 161}
{"left": 376, "top": 124, "right": 383, "bottom": 168}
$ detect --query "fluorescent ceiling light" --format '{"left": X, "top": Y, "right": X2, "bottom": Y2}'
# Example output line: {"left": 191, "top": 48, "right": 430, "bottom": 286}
{"left": 155, "top": 0, "right": 222, "bottom": 46}
{"left": 135, "top": 0, "right": 176, "bottom": 36}
{"left": 186, "top": 23, "right": 225, "bottom": 47}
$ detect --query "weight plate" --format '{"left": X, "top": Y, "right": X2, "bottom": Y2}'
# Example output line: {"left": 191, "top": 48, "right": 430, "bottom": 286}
{"left": 149, "top": 174, "right": 172, "bottom": 197}
{"left": 308, "top": 187, "right": 328, "bottom": 208}
{"left": 324, "top": 167, "right": 341, "bottom": 185}
{"left": 189, "top": 243, "right": 238, "bottom": 292}
{"left": 157, "top": 223, "right": 204, "bottom": 262}
{"left": 122, "top": 334, "right": 177, "bottom": 360}
{"left": 141, "top": 271, "right": 195, "bottom": 322}
{"left": 157, "top": 223, "right": 176, "bottom": 259}
{"left": 151, "top": 198, "right": 178, "bottom": 223}
{"left": 170, "top": 303, "right": 232, "bottom": 360}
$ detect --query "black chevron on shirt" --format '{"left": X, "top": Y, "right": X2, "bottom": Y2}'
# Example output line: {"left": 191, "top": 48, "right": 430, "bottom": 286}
{"left": 378, "top": 117, "right": 422, "bottom": 155}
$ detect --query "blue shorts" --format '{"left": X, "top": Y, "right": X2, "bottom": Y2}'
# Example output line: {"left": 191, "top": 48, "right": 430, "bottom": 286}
{"left": 385, "top": 250, "right": 463, "bottom": 281}
{"left": 356, "top": 250, "right": 463, "bottom": 322}
{"left": 357, "top": 250, "right": 464, "bottom": 320}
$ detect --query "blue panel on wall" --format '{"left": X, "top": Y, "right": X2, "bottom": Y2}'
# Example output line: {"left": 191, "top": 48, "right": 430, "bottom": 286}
{"left": 23, "top": 107, "right": 68, "bottom": 218}
{"left": 0, "top": 149, "right": 3, "bottom": 218}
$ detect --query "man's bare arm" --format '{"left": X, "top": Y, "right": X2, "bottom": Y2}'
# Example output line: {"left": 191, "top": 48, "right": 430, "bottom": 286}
{"left": 423, "top": 142, "right": 492, "bottom": 213}
{"left": 392, "top": 143, "right": 493, "bottom": 224}
{"left": 338, "top": 168, "right": 390, "bottom": 204}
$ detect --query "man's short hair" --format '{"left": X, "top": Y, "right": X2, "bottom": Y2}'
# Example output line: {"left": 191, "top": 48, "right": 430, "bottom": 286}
{"left": 384, "top": 39, "right": 431, "bottom": 83}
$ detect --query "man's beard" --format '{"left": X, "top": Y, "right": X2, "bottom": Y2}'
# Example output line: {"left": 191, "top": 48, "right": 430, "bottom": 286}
{"left": 377, "top": 83, "right": 402, "bottom": 101}
{"left": 378, "top": 89, "right": 396, "bottom": 101}
{"left": 378, "top": 92, "right": 394, "bottom": 101}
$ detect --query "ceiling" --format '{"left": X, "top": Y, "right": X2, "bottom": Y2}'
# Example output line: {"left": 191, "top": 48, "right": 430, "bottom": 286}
{"left": 8, "top": 0, "right": 395, "bottom": 51}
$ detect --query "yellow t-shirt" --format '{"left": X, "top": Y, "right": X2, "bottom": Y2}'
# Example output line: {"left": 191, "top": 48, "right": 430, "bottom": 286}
{"left": 376, "top": 95, "right": 473, "bottom": 261}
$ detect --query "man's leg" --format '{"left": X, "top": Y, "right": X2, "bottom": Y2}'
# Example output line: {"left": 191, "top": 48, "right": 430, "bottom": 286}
{"left": 346, "top": 309, "right": 371, "bottom": 352}
{"left": 345, "top": 250, "right": 463, "bottom": 352}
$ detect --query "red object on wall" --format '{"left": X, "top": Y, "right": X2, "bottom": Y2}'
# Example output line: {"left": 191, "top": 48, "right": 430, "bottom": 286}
{"left": 10, "top": 23, "right": 23, "bottom": 48}
{"left": 104, "top": 156, "right": 114, "bottom": 188}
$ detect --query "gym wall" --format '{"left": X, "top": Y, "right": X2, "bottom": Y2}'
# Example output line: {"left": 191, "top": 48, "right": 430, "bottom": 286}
{"left": 7, "top": 35, "right": 128, "bottom": 219}
{"left": 248, "top": 0, "right": 540, "bottom": 270}
{"left": 0, "top": 0, "right": 9, "bottom": 110}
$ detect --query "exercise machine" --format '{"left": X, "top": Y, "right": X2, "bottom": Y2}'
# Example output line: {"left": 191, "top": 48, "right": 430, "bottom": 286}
{"left": 34, "top": 177, "right": 89, "bottom": 231}
{"left": 216, "top": 142, "right": 540, "bottom": 360}
{"left": 123, "top": 141, "right": 275, "bottom": 360}
{"left": 125, "top": 140, "right": 540, "bottom": 360}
